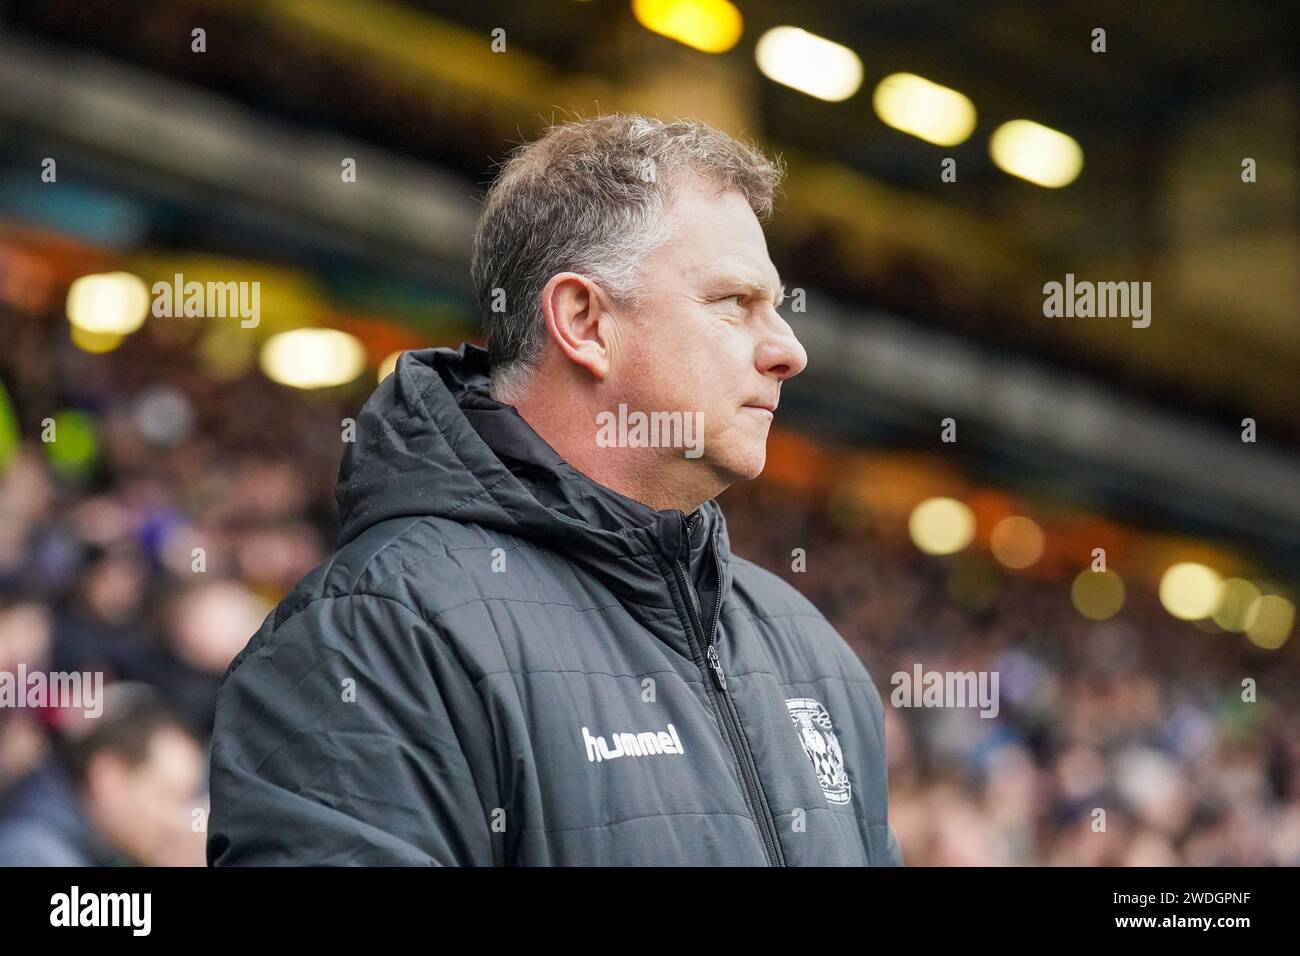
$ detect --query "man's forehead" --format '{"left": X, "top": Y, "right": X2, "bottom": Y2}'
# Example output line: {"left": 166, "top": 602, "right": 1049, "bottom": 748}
{"left": 699, "top": 257, "right": 784, "bottom": 293}
{"left": 655, "top": 185, "right": 782, "bottom": 294}
{"left": 663, "top": 181, "right": 771, "bottom": 257}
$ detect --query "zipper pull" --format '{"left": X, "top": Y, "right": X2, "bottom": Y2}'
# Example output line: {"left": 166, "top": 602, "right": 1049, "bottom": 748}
{"left": 706, "top": 643, "right": 728, "bottom": 693}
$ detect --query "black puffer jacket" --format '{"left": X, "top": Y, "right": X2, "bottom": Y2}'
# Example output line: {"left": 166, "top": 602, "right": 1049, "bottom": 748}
{"left": 208, "top": 344, "right": 903, "bottom": 866}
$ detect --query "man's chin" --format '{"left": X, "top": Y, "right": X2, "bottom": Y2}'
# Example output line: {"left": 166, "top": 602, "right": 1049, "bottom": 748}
{"left": 717, "top": 449, "right": 768, "bottom": 484}
{"left": 684, "top": 444, "right": 767, "bottom": 497}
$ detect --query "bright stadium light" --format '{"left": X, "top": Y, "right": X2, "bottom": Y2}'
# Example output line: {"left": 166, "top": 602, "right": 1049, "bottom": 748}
{"left": 908, "top": 497, "right": 975, "bottom": 556}
{"left": 755, "top": 26, "right": 863, "bottom": 102}
{"left": 260, "top": 328, "right": 366, "bottom": 389}
{"left": 989, "top": 120, "right": 1083, "bottom": 188}
{"left": 1158, "top": 562, "right": 1223, "bottom": 621}
{"left": 632, "top": 0, "right": 743, "bottom": 54}
{"left": 872, "top": 72, "right": 977, "bottom": 145}
{"left": 66, "top": 271, "right": 150, "bottom": 335}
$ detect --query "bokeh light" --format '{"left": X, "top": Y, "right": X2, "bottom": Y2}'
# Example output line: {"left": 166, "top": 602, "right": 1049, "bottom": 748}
{"left": 70, "top": 325, "right": 125, "bottom": 354}
{"left": 378, "top": 350, "right": 403, "bottom": 383}
{"left": 632, "top": 0, "right": 743, "bottom": 54}
{"left": 42, "top": 409, "right": 100, "bottom": 478}
{"left": 260, "top": 328, "right": 366, "bottom": 389}
{"left": 908, "top": 497, "right": 975, "bottom": 556}
{"left": 873, "top": 72, "right": 977, "bottom": 145}
{"left": 66, "top": 271, "right": 150, "bottom": 335}
{"left": 1244, "top": 594, "right": 1295, "bottom": 649}
{"left": 1158, "top": 562, "right": 1223, "bottom": 621}
{"left": 1212, "top": 578, "right": 1261, "bottom": 632}
{"left": 989, "top": 120, "right": 1083, "bottom": 187}
{"left": 755, "top": 26, "right": 863, "bottom": 102}
{"left": 1071, "top": 569, "right": 1126, "bottom": 621}
{"left": 990, "top": 515, "right": 1045, "bottom": 569}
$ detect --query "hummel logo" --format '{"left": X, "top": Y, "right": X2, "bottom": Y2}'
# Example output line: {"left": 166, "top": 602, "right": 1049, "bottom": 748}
{"left": 582, "top": 722, "right": 685, "bottom": 763}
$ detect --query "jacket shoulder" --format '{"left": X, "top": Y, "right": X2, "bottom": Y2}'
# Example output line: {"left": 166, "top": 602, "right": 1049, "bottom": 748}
{"left": 726, "top": 554, "right": 877, "bottom": 683}
{"left": 284, "top": 516, "right": 502, "bottom": 619}
{"left": 225, "top": 516, "right": 503, "bottom": 680}
{"left": 727, "top": 553, "right": 832, "bottom": 623}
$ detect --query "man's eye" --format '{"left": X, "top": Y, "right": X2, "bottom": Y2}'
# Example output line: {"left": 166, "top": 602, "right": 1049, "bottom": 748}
{"left": 723, "top": 294, "right": 746, "bottom": 308}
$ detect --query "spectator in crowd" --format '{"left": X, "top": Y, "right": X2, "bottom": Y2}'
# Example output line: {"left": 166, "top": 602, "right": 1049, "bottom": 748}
{"left": 0, "top": 682, "right": 206, "bottom": 866}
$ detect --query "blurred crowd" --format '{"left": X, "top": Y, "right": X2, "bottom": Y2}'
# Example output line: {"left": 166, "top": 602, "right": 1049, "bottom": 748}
{"left": 0, "top": 316, "right": 339, "bottom": 866}
{"left": 2, "top": 314, "right": 1298, "bottom": 866}
{"left": 723, "top": 482, "right": 1300, "bottom": 865}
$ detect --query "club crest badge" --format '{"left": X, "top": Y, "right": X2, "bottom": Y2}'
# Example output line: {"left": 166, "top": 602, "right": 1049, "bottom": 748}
{"left": 785, "top": 697, "right": 852, "bottom": 805}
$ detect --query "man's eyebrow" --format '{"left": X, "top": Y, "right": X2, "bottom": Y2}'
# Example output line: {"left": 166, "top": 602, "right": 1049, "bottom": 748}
{"left": 712, "top": 275, "right": 786, "bottom": 305}
{"left": 754, "top": 279, "right": 786, "bottom": 307}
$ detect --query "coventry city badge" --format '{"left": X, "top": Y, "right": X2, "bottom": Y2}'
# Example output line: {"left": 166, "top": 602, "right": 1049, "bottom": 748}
{"left": 785, "top": 697, "right": 852, "bottom": 805}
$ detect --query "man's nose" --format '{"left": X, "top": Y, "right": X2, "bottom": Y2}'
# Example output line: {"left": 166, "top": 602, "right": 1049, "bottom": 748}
{"left": 755, "top": 315, "right": 809, "bottom": 381}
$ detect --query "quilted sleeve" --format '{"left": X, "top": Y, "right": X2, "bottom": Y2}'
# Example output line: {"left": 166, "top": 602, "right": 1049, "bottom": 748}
{"left": 207, "top": 592, "right": 500, "bottom": 866}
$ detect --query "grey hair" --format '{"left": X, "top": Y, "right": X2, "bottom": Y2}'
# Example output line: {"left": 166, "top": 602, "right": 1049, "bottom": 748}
{"left": 471, "top": 112, "right": 785, "bottom": 401}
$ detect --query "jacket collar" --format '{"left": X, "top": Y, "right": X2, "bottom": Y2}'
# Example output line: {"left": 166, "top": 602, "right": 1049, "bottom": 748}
{"left": 337, "top": 344, "right": 734, "bottom": 613}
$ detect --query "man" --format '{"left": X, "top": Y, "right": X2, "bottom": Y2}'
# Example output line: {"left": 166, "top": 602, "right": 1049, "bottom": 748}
{"left": 0, "top": 682, "right": 206, "bottom": 867}
{"left": 208, "top": 113, "right": 903, "bottom": 866}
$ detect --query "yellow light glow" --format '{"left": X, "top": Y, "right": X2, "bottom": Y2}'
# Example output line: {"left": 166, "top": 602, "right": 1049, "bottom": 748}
{"left": 755, "top": 26, "right": 863, "bottom": 102}
{"left": 1244, "top": 594, "right": 1294, "bottom": 650}
{"left": 908, "top": 497, "right": 975, "bottom": 556}
{"left": 632, "top": 0, "right": 743, "bottom": 54}
{"left": 70, "top": 325, "right": 125, "bottom": 354}
{"left": 1212, "top": 578, "right": 1260, "bottom": 632}
{"left": 260, "top": 328, "right": 366, "bottom": 389}
{"left": 198, "top": 325, "right": 257, "bottom": 380}
{"left": 872, "top": 72, "right": 976, "bottom": 146}
{"left": 66, "top": 272, "right": 150, "bottom": 335}
{"left": 990, "top": 515, "right": 1044, "bottom": 569}
{"left": 1159, "top": 562, "right": 1223, "bottom": 621}
{"left": 378, "top": 350, "right": 403, "bottom": 383}
{"left": 1071, "top": 569, "right": 1126, "bottom": 621}
{"left": 989, "top": 120, "right": 1083, "bottom": 188}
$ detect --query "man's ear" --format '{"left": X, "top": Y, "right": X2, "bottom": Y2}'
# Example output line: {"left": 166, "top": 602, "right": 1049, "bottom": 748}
{"left": 540, "top": 272, "right": 613, "bottom": 381}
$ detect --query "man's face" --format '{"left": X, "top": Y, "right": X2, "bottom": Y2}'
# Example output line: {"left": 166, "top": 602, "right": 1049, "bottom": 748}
{"left": 87, "top": 727, "right": 206, "bottom": 866}
{"left": 610, "top": 176, "right": 807, "bottom": 494}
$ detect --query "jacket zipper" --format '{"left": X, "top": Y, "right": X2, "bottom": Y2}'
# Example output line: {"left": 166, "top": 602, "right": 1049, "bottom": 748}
{"left": 672, "top": 519, "right": 785, "bottom": 867}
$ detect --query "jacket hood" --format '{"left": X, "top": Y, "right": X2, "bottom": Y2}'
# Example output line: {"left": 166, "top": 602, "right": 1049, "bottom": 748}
{"left": 336, "top": 344, "right": 729, "bottom": 593}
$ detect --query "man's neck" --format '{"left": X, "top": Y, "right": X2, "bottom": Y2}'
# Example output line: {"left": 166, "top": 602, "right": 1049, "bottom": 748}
{"left": 509, "top": 389, "right": 716, "bottom": 514}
